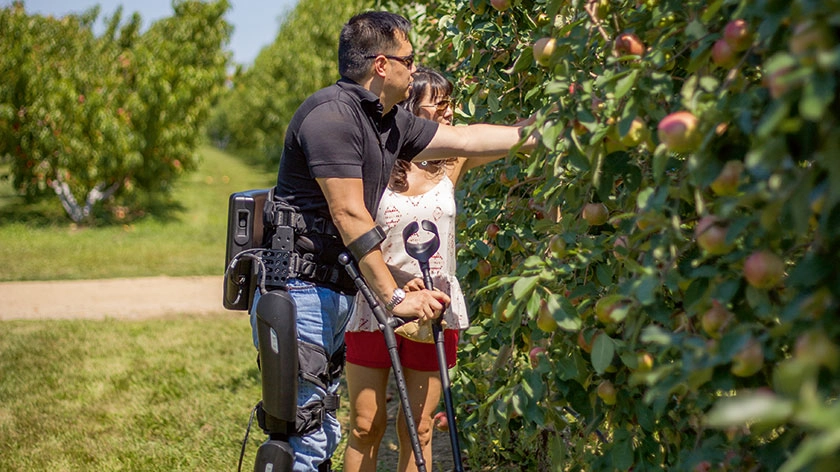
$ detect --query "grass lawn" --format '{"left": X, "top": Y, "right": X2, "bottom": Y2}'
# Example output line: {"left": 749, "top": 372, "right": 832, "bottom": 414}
{"left": 0, "top": 315, "right": 352, "bottom": 471}
{"left": 0, "top": 145, "right": 276, "bottom": 281}
{"left": 0, "top": 314, "right": 263, "bottom": 470}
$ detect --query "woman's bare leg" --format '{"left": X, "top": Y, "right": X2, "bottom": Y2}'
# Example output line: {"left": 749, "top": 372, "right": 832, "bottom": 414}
{"left": 344, "top": 362, "right": 391, "bottom": 472}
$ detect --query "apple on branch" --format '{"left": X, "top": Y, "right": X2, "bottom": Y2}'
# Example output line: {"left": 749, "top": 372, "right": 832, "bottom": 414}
{"left": 582, "top": 202, "right": 609, "bottom": 226}
{"left": 533, "top": 37, "right": 556, "bottom": 67}
{"left": 711, "top": 39, "right": 738, "bottom": 68}
{"left": 614, "top": 32, "right": 645, "bottom": 57}
{"left": 694, "top": 215, "right": 732, "bottom": 255}
{"left": 658, "top": 111, "right": 701, "bottom": 153}
{"left": 743, "top": 250, "right": 785, "bottom": 289}
{"left": 434, "top": 411, "right": 449, "bottom": 432}
{"left": 723, "top": 19, "right": 752, "bottom": 51}
{"left": 710, "top": 160, "right": 744, "bottom": 196}
{"left": 700, "top": 300, "right": 733, "bottom": 338}
{"left": 731, "top": 337, "right": 764, "bottom": 377}
{"left": 490, "top": 0, "right": 511, "bottom": 12}
{"left": 596, "top": 380, "right": 617, "bottom": 405}
{"left": 529, "top": 346, "right": 548, "bottom": 367}
{"left": 536, "top": 300, "right": 558, "bottom": 333}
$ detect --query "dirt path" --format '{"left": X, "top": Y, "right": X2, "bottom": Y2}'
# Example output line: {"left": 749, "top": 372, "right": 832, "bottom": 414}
{"left": 0, "top": 276, "right": 224, "bottom": 320}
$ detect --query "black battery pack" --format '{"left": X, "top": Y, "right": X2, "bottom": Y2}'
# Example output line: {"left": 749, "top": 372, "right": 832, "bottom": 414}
{"left": 223, "top": 188, "right": 271, "bottom": 310}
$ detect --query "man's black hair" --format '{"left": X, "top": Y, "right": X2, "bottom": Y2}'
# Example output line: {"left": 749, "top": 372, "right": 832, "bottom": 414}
{"left": 338, "top": 11, "right": 412, "bottom": 82}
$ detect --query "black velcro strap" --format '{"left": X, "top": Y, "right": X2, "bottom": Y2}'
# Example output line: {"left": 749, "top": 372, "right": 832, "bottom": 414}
{"left": 346, "top": 226, "right": 386, "bottom": 261}
{"left": 323, "top": 394, "right": 340, "bottom": 411}
{"left": 295, "top": 394, "right": 341, "bottom": 436}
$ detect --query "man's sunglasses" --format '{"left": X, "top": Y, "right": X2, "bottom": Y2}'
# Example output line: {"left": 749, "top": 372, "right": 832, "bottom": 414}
{"left": 365, "top": 53, "right": 415, "bottom": 69}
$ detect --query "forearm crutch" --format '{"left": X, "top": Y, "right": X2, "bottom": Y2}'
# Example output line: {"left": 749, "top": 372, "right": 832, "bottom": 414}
{"left": 402, "top": 220, "right": 465, "bottom": 472}
{"left": 337, "top": 252, "right": 427, "bottom": 472}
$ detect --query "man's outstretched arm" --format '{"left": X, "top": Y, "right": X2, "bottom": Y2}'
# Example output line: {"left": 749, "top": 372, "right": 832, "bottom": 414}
{"left": 414, "top": 120, "right": 537, "bottom": 161}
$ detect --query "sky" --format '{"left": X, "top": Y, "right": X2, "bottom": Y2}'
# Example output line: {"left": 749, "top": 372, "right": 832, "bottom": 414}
{"left": 6, "top": 0, "right": 299, "bottom": 66}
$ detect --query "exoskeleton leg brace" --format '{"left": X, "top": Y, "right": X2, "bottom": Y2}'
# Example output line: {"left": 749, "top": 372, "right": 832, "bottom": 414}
{"left": 253, "top": 289, "right": 344, "bottom": 472}
{"left": 253, "top": 290, "right": 298, "bottom": 472}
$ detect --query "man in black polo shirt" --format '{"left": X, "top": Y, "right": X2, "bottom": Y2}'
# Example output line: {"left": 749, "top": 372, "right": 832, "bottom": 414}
{"left": 260, "top": 11, "right": 536, "bottom": 471}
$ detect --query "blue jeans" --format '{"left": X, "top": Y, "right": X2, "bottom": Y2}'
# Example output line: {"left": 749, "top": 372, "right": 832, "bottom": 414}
{"left": 250, "top": 279, "right": 353, "bottom": 471}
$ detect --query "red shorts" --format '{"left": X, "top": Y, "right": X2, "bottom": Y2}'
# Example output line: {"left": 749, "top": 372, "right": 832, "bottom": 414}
{"left": 345, "top": 329, "right": 460, "bottom": 371}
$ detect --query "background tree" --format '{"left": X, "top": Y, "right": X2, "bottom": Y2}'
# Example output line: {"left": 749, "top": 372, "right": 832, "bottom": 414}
{"left": 378, "top": 0, "right": 840, "bottom": 470}
{"left": 0, "top": 1, "right": 231, "bottom": 224}
{"left": 206, "top": 0, "right": 369, "bottom": 165}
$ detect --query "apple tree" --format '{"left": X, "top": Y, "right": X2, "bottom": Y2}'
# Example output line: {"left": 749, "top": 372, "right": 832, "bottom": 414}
{"left": 381, "top": 0, "right": 840, "bottom": 470}
{"left": 207, "top": 0, "right": 367, "bottom": 164}
{"left": 0, "top": 1, "right": 231, "bottom": 223}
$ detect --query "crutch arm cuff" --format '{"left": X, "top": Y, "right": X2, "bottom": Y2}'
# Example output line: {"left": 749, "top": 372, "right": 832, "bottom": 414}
{"left": 347, "top": 225, "right": 386, "bottom": 261}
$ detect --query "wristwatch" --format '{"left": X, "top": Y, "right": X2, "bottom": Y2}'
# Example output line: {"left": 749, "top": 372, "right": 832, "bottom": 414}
{"left": 385, "top": 287, "right": 406, "bottom": 311}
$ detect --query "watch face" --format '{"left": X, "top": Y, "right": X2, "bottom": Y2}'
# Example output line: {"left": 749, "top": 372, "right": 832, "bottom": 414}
{"left": 387, "top": 288, "right": 406, "bottom": 310}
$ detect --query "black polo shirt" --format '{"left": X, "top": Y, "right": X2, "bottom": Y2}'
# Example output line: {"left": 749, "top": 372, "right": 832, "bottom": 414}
{"left": 274, "top": 79, "right": 439, "bottom": 219}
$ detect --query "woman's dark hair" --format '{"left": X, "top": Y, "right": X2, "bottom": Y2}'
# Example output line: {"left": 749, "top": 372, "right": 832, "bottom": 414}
{"left": 390, "top": 67, "right": 457, "bottom": 192}
{"left": 339, "top": 11, "right": 412, "bottom": 81}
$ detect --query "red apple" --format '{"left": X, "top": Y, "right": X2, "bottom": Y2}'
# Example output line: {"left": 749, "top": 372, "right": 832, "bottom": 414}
{"left": 723, "top": 19, "right": 752, "bottom": 51}
{"left": 710, "top": 160, "right": 744, "bottom": 196}
{"left": 711, "top": 39, "right": 737, "bottom": 68}
{"left": 529, "top": 346, "right": 548, "bottom": 366}
{"left": 743, "top": 250, "right": 785, "bottom": 289}
{"left": 700, "top": 300, "right": 733, "bottom": 338}
{"left": 693, "top": 461, "right": 712, "bottom": 472}
{"left": 533, "top": 37, "right": 556, "bottom": 67}
{"left": 486, "top": 223, "right": 500, "bottom": 240}
{"left": 694, "top": 216, "right": 731, "bottom": 255}
{"left": 731, "top": 337, "right": 764, "bottom": 377}
{"left": 434, "top": 411, "right": 449, "bottom": 431}
{"left": 596, "top": 380, "right": 617, "bottom": 405}
{"left": 614, "top": 33, "right": 645, "bottom": 56}
{"left": 582, "top": 203, "right": 609, "bottom": 226}
{"left": 658, "top": 111, "right": 701, "bottom": 153}
{"left": 490, "top": 0, "right": 511, "bottom": 11}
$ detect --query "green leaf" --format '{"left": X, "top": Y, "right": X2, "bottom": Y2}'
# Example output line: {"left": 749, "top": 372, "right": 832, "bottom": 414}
{"left": 706, "top": 391, "right": 794, "bottom": 429}
{"left": 611, "top": 429, "right": 634, "bottom": 470}
{"left": 799, "top": 72, "right": 836, "bottom": 121}
{"left": 614, "top": 70, "right": 639, "bottom": 100}
{"left": 641, "top": 325, "right": 674, "bottom": 345}
{"left": 512, "top": 276, "right": 539, "bottom": 300}
{"left": 591, "top": 334, "right": 615, "bottom": 374}
{"left": 464, "top": 325, "right": 484, "bottom": 336}
{"left": 701, "top": 0, "right": 725, "bottom": 23}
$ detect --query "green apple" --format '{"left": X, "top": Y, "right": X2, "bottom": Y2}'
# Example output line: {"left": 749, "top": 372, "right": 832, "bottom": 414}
{"left": 731, "top": 337, "right": 764, "bottom": 377}
{"left": 533, "top": 37, "right": 556, "bottom": 67}
{"left": 597, "top": 380, "right": 617, "bottom": 405}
